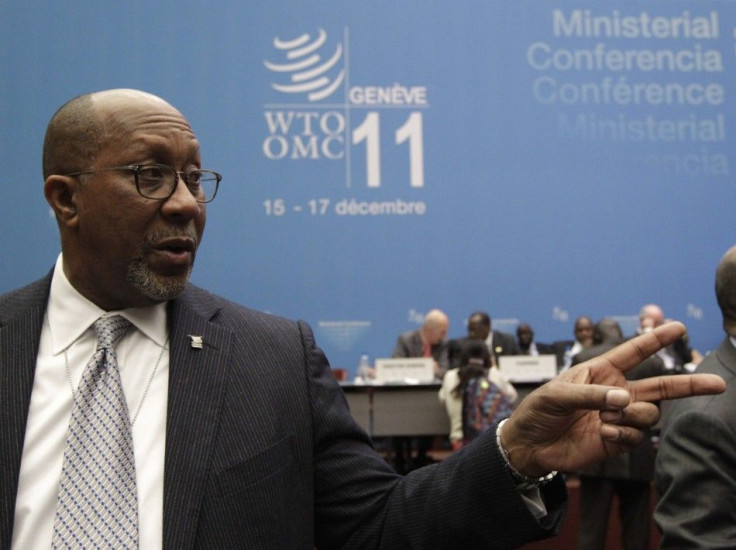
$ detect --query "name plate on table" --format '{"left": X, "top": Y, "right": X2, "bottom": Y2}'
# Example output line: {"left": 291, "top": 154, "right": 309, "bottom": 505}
{"left": 374, "top": 358, "right": 435, "bottom": 383}
{"left": 498, "top": 355, "right": 557, "bottom": 383}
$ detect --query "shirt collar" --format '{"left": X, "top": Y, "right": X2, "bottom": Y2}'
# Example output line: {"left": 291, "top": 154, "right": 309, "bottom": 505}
{"left": 48, "top": 253, "right": 169, "bottom": 354}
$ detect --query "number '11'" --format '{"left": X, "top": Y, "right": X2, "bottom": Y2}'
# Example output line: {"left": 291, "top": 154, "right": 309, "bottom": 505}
{"left": 352, "top": 111, "right": 424, "bottom": 188}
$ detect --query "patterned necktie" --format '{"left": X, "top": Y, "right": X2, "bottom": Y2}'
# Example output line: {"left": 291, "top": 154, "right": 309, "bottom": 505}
{"left": 52, "top": 315, "right": 139, "bottom": 549}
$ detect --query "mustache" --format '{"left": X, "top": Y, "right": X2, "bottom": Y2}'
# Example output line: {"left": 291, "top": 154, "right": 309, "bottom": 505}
{"left": 142, "top": 227, "right": 200, "bottom": 254}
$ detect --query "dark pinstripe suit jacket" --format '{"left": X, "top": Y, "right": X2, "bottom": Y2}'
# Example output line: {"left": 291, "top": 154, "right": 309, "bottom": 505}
{"left": 0, "top": 273, "right": 566, "bottom": 549}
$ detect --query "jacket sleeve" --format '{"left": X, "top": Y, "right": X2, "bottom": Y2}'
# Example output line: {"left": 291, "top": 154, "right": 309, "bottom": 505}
{"left": 392, "top": 333, "right": 410, "bottom": 358}
{"left": 655, "top": 409, "right": 736, "bottom": 549}
{"left": 301, "top": 321, "right": 566, "bottom": 550}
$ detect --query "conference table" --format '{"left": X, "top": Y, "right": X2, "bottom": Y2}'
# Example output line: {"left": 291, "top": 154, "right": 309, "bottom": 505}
{"left": 340, "top": 380, "right": 543, "bottom": 438}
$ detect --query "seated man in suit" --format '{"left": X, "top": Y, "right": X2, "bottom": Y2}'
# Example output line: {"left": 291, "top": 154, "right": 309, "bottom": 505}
{"left": 466, "top": 310, "right": 519, "bottom": 365}
{"left": 554, "top": 315, "right": 594, "bottom": 371}
{"left": 516, "top": 322, "right": 554, "bottom": 356}
{"left": 2, "top": 88, "right": 725, "bottom": 550}
{"left": 638, "top": 303, "right": 703, "bottom": 372}
{"left": 392, "top": 308, "right": 450, "bottom": 379}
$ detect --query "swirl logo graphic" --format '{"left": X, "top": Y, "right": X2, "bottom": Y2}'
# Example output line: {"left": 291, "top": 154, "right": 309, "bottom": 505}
{"left": 264, "top": 29, "right": 345, "bottom": 102}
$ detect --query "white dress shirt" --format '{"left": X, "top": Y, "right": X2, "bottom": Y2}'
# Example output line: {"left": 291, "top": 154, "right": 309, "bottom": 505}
{"left": 559, "top": 339, "right": 586, "bottom": 371}
{"left": 12, "top": 254, "right": 169, "bottom": 549}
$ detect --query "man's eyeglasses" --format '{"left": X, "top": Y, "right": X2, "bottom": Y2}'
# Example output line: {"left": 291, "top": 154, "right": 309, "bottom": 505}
{"left": 62, "top": 164, "right": 222, "bottom": 203}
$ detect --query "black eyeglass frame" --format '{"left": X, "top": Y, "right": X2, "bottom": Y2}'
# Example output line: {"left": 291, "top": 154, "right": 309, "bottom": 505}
{"left": 61, "top": 164, "right": 222, "bottom": 203}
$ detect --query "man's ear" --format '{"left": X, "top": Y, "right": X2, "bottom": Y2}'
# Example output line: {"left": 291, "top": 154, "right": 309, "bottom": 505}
{"left": 44, "top": 175, "right": 79, "bottom": 227}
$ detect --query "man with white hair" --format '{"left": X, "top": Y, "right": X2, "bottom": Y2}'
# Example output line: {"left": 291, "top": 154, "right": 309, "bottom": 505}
{"left": 639, "top": 303, "right": 702, "bottom": 371}
{"left": 392, "top": 308, "right": 450, "bottom": 377}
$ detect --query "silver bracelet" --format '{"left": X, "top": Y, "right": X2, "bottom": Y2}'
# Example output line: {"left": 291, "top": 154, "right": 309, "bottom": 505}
{"left": 496, "top": 418, "right": 557, "bottom": 491}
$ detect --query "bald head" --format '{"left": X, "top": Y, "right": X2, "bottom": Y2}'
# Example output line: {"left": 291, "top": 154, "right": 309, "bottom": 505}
{"left": 716, "top": 245, "right": 736, "bottom": 336}
{"left": 422, "top": 309, "right": 449, "bottom": 345}
{"left": 43, "top": 89, "right": 181, "bottom": 179}
{"left": 639, "top": 304, "right": 665, "bottom": 331}
{"left": 42, "top": 89, "right": 204, "bottom": 310}
{"left": 43, "top": 93, "right": 101, "bottom": 179}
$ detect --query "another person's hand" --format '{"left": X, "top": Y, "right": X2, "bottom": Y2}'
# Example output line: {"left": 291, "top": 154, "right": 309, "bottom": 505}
{"left": 500, "top": 322, "right": 725, "bottom": 477}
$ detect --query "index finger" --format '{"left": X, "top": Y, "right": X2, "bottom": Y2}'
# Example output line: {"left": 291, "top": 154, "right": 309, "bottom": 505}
{"left": 594, "top": 321, "right": 686, "bottom": 374}
{"left": 629, "top": 372, "right": 725, "bottom": 402}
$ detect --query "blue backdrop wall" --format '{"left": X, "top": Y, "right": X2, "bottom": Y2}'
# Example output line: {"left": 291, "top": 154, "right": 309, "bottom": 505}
{"left": 2, "top": 1, "right": 734, "bottom": 376}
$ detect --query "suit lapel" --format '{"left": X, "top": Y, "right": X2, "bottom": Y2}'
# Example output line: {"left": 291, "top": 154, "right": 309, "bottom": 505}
{"left": 163, "top": 287, "right": 233, "bottom": 550}
{"left": 0, "top": 275, "right": 51, "bottom": 548}
{"left": 0, "top": 279, "right": 233, "bottom": 549}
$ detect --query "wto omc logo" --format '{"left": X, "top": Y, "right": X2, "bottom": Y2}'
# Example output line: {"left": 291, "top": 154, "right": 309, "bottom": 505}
{"left": 264, "top": 28, "right": 345, "bottom": 102}
{"left": 262, "top": 26, "right": 427, "bottom": 189}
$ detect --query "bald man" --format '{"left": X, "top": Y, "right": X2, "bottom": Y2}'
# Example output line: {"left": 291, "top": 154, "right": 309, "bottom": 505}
{"left": 392, "top": 308, "right": 450, "bottom": 377}
{"left": 639, "top": 303, "right": 703, "bottom": 371}
{"left": 1, "top": 90, "right": 724, "bottom": 549}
